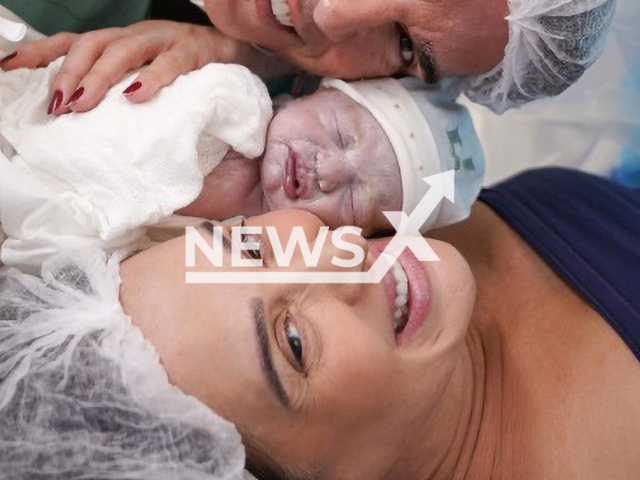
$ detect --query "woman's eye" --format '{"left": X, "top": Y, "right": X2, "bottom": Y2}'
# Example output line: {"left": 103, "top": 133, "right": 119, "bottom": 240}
{"left": 240, "top": 220, "right": 262, "bottom": 261}
{"left": 284, "top": 315, "right": 304, "bottom": 371}
{"left": 398, "top": 24, "right": 415, "bottom": 67}
{"left": 244, "top": 236, "right": 263, "bottom": 260}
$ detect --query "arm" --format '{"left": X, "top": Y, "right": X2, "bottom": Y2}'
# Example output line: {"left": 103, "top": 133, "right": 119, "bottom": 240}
{"left": 0, "top": 20, "right": 298, "bottom": 114}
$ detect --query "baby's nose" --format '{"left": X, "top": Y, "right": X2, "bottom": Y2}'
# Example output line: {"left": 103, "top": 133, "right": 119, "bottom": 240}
{"left": 316, "top": 150, "right": 354, "bottom": 193}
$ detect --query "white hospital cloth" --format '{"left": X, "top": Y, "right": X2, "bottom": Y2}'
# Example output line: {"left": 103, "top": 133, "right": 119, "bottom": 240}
{"left": 0, "top": 59, "right": 272, "bottom": 273}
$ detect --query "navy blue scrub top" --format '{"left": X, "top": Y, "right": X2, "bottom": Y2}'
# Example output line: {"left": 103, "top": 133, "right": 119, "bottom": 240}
{"left": 479, "top": 168, "right": 640, "bottom": 360}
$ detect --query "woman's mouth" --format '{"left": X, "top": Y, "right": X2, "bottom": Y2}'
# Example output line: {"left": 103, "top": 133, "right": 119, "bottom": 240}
{"left": 381, "top": 251, "right": 410, "bottom": 333}
{"left": 369, "top": 242, "right": 432, "bottom": 346}
{"left": 255, "top": 0, "right": 297, "bottom": 32}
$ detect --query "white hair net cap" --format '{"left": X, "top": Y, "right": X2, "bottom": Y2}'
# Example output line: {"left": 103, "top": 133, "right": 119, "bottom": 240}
{"left": 0, "top": 249, "right": 252, "bottom": 480}
{"left": 322, "top": 77, "right": 485, "bottom": 233}
{"left": 463, "top": 0, "right": 617, "bottom": 113}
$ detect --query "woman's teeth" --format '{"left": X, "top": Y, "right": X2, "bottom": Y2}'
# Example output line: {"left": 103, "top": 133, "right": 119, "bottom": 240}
{"left": 271, "top": 0, "right": 294, "bottom": 27}
{"left": 382, "top": 253, "right": 410, "bottom": 333}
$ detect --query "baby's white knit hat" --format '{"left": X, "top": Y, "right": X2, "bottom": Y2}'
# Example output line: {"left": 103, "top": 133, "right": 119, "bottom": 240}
{"left": 322, "top": 76, "right": 485, "bottom": 233}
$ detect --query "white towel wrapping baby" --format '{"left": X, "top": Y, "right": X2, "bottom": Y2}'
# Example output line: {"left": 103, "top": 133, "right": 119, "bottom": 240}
{"left": 0, "top": 59, "right": 272, "bottom": 273}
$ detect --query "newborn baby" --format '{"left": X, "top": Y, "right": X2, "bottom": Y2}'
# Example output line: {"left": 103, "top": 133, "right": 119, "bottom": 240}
{"left": 183, "top": 76, "right": 485, "bottom": 235}
{"left": 0, "top": 60, "right": 483, "bottom": 273}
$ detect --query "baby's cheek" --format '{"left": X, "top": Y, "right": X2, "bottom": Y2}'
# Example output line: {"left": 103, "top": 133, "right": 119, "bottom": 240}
{"left": 303, "top": 199, "right": 350, "bottom": 230}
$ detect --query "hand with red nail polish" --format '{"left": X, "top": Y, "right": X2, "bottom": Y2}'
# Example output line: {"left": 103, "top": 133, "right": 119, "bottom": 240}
{"left": 123, "top": 82, "right": 142, "bottom": 96}
{"left": 1, "top": 21, "right": 273, "bottom": 113}
{"left": 0, "top": 52, "right": 17, "bottom": 64}
{"left": 65, "top": 87, "right": 85, "bottom": 107}
{"left": 47, "top": 90, "right": 64, "bottom": 115}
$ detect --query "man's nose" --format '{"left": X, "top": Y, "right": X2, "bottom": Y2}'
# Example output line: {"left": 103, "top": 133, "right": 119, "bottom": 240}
{"left": 314, "top": 0, "right": 392, "bottom": 42}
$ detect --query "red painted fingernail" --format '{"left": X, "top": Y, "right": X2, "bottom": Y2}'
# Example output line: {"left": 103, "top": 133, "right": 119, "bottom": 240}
{"left": 0, "top": 52, "right": 17, "bottom": 63}
{"left": 123, "top": 81, "right": 142, "bottom": 95}
{"left": 47, "top": 90, "right": 63, "bottom": 115}
{"left": 65, "top": 87, "right": 85, "bottom": 106}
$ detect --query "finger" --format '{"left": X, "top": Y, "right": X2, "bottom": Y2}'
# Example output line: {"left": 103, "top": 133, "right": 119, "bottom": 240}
{"left": 48, "top": 28, "right": 129, "bottom": 114}
{"left": 121, "top": 46, "right": 201, "bottom": 104}
{"left": 0, "top": 32, "right": 78, "bottom": 71}
{"left": 66, "top": 34, "right": 166, "bottom": 113}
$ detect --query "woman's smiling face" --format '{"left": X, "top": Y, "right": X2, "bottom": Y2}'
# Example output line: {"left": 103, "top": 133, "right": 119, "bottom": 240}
{"left": 120, "top": 210, "right": 475, "bottom": 479}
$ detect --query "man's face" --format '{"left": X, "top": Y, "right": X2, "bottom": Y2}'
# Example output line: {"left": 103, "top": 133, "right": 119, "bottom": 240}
{"left": 261, "top": 88, "right": 403, "bottom": 235}
{"left": 204, "top": 0, "right": 509, "bottom": 80}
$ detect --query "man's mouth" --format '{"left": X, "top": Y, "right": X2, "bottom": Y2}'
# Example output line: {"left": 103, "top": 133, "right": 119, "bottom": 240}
{"left": 270, "top": 0, "right": 294, "bottom": 27}
{"left": 256, "top": 0, "right": 330, "bottom": 55}
{"left": 255, "top": 0, "right": 298, "bottom": 34}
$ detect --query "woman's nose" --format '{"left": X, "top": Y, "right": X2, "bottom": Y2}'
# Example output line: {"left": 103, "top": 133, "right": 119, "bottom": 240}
{"left": 318, "top": 231, "right": 369, "bottom": 272}
{"left": 314, "top": 231, "right": 370, "bottom": 305}
{"left": 314, "top": 0, "right": 391, "bottom": 42}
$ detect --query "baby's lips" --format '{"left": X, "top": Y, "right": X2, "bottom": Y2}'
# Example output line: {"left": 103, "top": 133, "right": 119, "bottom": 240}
{"left": 284, "top": 172, "right": 300, "bottom": 200}
{"left": 283, "top": 149, "right": 300, "bottom": 200}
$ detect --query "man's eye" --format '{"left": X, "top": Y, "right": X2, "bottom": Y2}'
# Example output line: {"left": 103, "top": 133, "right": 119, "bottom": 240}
{"left": 398, "top": 24, "right": 415, "bottom": 67}
{"left": 284, "top": 315, "right": 304, "bottom": 371}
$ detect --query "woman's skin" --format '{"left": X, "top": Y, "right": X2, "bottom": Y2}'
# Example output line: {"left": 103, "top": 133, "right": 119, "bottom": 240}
{"left": 120, "top": 207, "right": 640, "bottom": 480}
{"left": 1, "top": 0, "right": 510, "bottom": 114}
{"left": 179, "top": 88, "right": 403, "bottom": 234}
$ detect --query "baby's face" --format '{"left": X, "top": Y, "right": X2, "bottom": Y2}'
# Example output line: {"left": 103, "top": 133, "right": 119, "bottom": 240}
{"left": 261, "top": 88, "right": 402, "bottom": 234}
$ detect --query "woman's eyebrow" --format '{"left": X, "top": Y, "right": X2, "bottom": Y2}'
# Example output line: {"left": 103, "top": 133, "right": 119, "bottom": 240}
{"left": 251, "top": 297, "right": 291, "bottom": 409}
